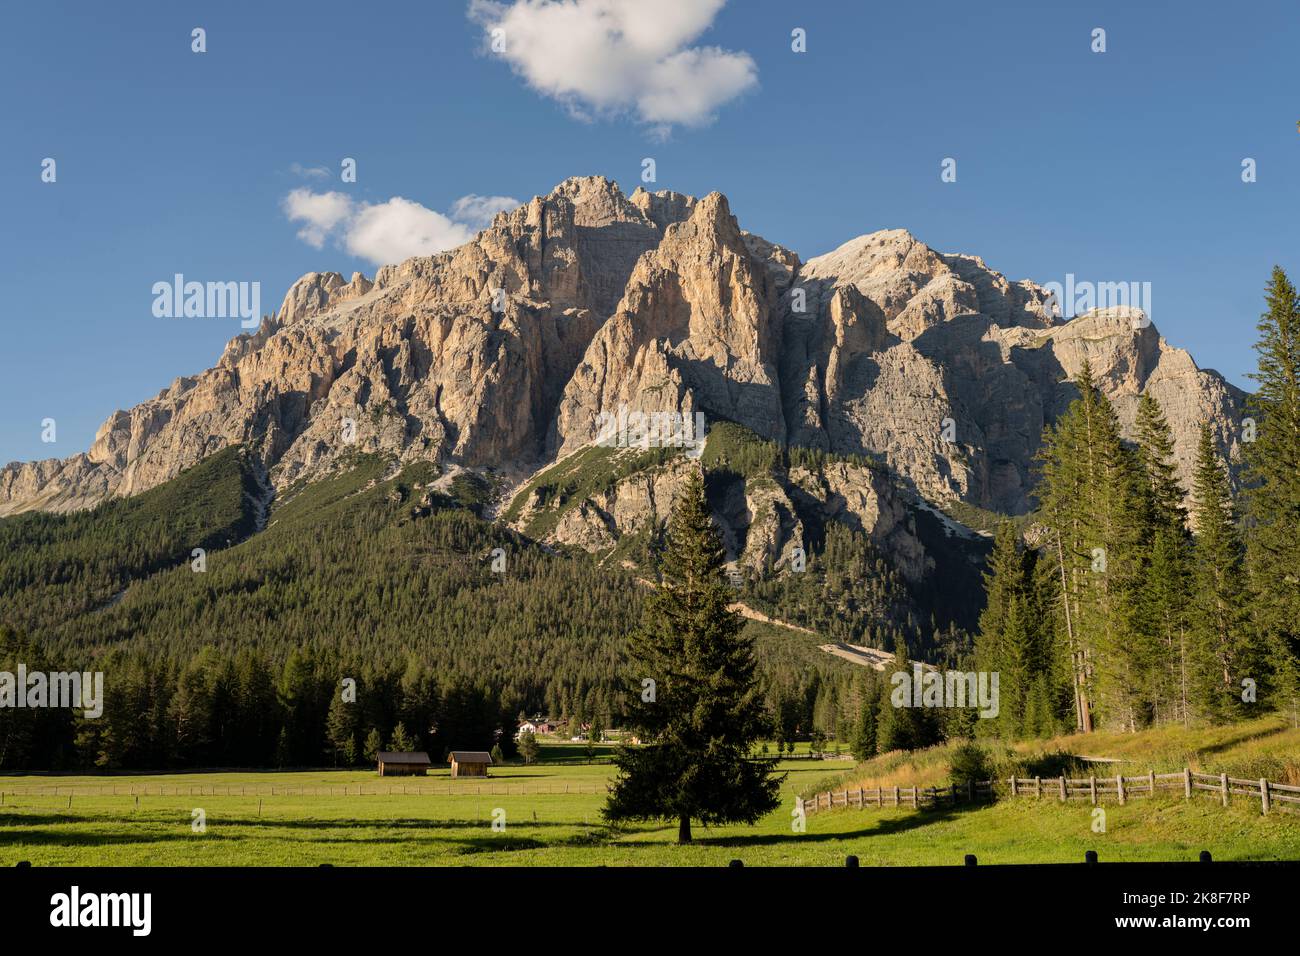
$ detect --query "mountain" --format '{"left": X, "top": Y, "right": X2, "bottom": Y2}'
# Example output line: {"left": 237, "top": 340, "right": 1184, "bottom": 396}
{"left": 0, "top": 176, "right": 1246, "bottom": 597}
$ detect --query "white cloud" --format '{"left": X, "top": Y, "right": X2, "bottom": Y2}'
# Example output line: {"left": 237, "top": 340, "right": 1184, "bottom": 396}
{"left": 346, "top": 198, "right": 473, "bottom": 265}
{"left": 449, "top": 194, "right": 522, "bottom": 230}
{"left": 468, "top": 0, "right": 756, "bottom": 130}
{"left": 281, "top": 190, "right": 521, "bottom": 266}
{"left": 289, "top": 162, "right": 331, "bottom": 179}
{"left": 282, "top": 188, "right": 353, "bottom": 248}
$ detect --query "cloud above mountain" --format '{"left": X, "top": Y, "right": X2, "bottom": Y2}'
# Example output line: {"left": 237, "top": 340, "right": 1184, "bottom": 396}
{"left": 467, "top": 0, "right": 756, "bottom": 131}
{"left": 282, "top": 190, "right": 520, "bottom": 266}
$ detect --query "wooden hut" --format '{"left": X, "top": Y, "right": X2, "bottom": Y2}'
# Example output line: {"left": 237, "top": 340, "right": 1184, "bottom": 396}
{"left": 376, "top": 751, "right": 431, "bottom": 776}
{"left": 449, "top": 751, "right": 493, "bottom": 778}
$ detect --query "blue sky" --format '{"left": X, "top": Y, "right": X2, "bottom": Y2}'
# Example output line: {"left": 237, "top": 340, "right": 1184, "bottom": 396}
{"left": 2, "top": 0, "right": 1297, "bottom": 464}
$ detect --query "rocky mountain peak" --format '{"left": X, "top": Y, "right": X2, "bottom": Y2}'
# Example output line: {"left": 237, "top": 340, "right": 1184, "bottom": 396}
{"left": 0, "top": 177, "right": 1246, "bottom": 530}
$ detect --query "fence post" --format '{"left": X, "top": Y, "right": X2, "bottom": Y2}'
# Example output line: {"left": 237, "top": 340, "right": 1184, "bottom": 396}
{"left": 1183, "top": 767, "right": 1192, "bottom": 800}
{"left": 1010, "top": 776, "right": 1018, "bottom": 797}
{"left": 1059, "top": 774, "right": 1067, "bottom": 803}
{"left": 1220, "top": 773, "right": 1229, "bottom": 807}
{"left": 1034, "top": 776, "right": 1042, "bottom": 798}
{"left": 967, "top": 780, "right": 973, "bottom": 802}
{"left": 1260, "top": 778, "right": 1270, "bottom": 815}
{"left": 1148, "top": 769, "right": 1156, "bottom": 797}
{"left": 893, "top": 786, "right": 899, "bottom": 807}
{"left": 1116, "top": 774, "right": 1125, "bottom": 806}
{"left": 1089, "top": 776, "right": 1097, "bottom": 806}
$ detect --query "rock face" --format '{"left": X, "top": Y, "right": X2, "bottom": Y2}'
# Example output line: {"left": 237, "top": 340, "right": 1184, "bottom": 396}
{"left": 1, "top": 176, "right": 1246, "bottom": 545}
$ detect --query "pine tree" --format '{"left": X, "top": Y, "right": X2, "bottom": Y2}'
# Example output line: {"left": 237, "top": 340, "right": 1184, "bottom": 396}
{"left": 974, "top": 523, "right": 1036, "bottom": 737}
{"left": 1188, "top": 423, "right": 1251, "bottom": 721}
{"left": 604, "top": 468, "right": 782, "bottom": 844}
{"left": 1036, "top": 361, "right": 1145, "bottom": 731}
{"left": 325, "top": 692, "right": 358, "bottom": 766}
{"left": 1141, "top": 523, "right": 1193, "bottom": 725}
{"left": 363, "top": 726, "right": 383, "bottom": 763}
{"left": 1134, "top": 393, "right": 1188, "bottom": 530}
{"left": 1131, "top": 392, "right": 1192, "bottom": 724}
{"left": 850, "top": 694, "right": 878, "bottom": 761}
{"left": 1243, "top": 267, "right": 1300, "bottom": 723}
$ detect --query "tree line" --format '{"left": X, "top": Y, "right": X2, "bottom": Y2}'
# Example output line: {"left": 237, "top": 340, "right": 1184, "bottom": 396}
{"left": 975, "top": 267, "right": 1300, "bottom": 737}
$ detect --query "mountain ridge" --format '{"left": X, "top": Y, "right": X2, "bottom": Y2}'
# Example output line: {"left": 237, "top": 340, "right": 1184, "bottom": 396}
{"left": 1, "top": 175, "right": 1246, "bottom": 553}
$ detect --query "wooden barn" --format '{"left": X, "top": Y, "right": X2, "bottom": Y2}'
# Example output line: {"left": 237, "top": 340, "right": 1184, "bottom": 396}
{"left": 449, "top": 751, "right": 493, "bottom": 778}
{"left": 376, "top": 751, "right": 431, "bottom": 776}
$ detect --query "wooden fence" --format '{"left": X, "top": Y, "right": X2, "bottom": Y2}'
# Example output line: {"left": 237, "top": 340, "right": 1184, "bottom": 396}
{"left": 801, "top": 768, "right": 1300, "bottom": 817}
{"left": 800, "top": 780, "right": 994, "bottom": 814}
{"left": 1005, "top": 769, "right": 1300, "bottom": 815}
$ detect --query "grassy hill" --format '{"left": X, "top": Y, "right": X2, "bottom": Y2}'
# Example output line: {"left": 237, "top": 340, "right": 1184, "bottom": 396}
{"left": 803, "top": 713, "right": 1300, "bottom": 798}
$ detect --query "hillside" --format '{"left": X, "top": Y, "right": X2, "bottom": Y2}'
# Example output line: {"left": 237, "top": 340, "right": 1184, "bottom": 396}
{"left": 0, "top": 439, "right": 876, "bottom": 771}
{"left": 806, "top": 714, "right": 1300, "bottom": 797}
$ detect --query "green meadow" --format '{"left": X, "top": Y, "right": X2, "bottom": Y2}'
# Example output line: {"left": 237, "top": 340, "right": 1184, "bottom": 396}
{"left": 2, "top": 743, "right": 1296, "bottom": 867}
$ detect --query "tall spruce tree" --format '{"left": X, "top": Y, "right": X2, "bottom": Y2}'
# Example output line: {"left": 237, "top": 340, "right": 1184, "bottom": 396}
{"left": 1134, "top": 393, "right": 1189, "bottom": 530}
{"left": 1036, "top": 361, "right": 1145, "bottom": 731}
{"left": 1243, "top": 267, "right": 1300, "bottom": 723}
{"left": 1188, "top": 423, "right": 1252, "bottom": 721}
{"left": 604, "top": 468, "right": 782, "bottom": 843}
{"left": 1131, "top": 393, "right": 1192, "bottom": 724}
{"left": 1141, "top": 524, "right": 1193, "bottom": 725}
{"left": 974, "top": 523, "right": 1037, "bottom": 737}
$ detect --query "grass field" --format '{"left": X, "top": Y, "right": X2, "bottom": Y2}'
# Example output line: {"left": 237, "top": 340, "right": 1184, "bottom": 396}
{"left": 2, "top": 742, "right": 1297, "bottom": 866}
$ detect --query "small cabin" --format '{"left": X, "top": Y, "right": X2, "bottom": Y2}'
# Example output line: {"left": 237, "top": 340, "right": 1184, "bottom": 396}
{"left": 376, "top": 751, "right": 431, "bottom": 776}
{"left": 449, "top": 750, "right": 493, "bottom": 778}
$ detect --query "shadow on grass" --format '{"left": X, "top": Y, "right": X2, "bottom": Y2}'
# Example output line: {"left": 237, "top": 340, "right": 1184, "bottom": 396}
{"left": 1195, "top": 724, "right": 1290, "bottom": 760}
{"left": 690, "top": 806, "right": 964, "bottom": 849}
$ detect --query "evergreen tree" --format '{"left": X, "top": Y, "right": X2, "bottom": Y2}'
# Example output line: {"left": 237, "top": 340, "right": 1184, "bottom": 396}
{"left": 1140, "top": 524, "right": 1193, "bottom": 725}
{"left": 604, "top": 469, "right": 782, "bottom": 843}
{"left": 1134, "top": 393, "right": 1189, "bottom": 530}
{"left": 325, "top": 691, "right": 358, "bottom": 766}
{"left": 1131, "top": 393, "right": 1193, "bottom": 724}
{"left": 974, "top": 523, "right": 1037, "bottom": 737}
{"left": 1243, "top": 267, "right": 1300, "bottom": 723}
{"left": 1188, "top": 423, "right": 1252, "bottom": 721}
{"left": 1036, "top": 361, "right": 1145, "bottom": 730}
{"left": 388, "top": 721, "right": 415, "bottom": 752}
{"left": 850, "top": 695, "right": 878, "bottom": 761}
{"left": 363, "top": 726, "right": 383, "bottom": 763}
